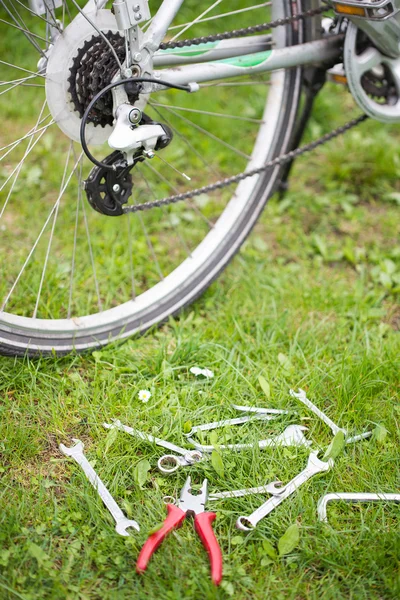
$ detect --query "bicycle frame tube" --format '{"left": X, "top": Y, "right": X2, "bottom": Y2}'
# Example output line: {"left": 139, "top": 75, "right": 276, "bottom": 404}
{"left": 153, "top": 35, "right": 344, "bottom": 87}
{"left": 77, "top": 1, "right": 342, "bottom": 88}
{"left": 143, "top": 0, "right": 185, "bottom": 51}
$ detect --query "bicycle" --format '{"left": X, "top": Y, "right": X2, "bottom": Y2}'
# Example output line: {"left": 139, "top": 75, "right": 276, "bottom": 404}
{"left": 0, "top": 0, "right": 398, "bottom": 356}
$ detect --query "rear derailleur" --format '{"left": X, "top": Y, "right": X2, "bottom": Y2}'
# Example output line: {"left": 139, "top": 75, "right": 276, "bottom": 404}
{"left": 84, "top": 112, "right": 172, "bottom": 216}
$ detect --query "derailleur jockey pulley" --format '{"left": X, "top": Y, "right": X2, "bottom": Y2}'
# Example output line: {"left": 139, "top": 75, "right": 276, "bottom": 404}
{"left": 84, "top": 112, "right": 173, "bottom": 216}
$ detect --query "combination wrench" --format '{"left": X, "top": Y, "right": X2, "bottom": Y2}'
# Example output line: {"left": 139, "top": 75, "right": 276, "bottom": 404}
{"left": 60, "top": 439, "right": 140, "bottom": 536}
{"left": 103, "top": 420, "right": 203, "bottom": 474}
{"left": 236, "top": 451, "right": 334, "bottom": 530}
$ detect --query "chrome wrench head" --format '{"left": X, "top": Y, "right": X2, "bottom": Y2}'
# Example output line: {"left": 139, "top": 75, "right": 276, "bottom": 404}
{"left": 59, "top": 438, "right": 85, "bottom": 457}
{"left": 104, "top": 419, "right": 204, "bottom": 474}
{"left": 157, "top": 450, "right": 203, "bottom": 474}
{"left": 208, "top": 480, "right": 285, "bottom": 501}
{"left": 236, "top": 451, "right": 334, "bottom": 531}
{"left": 289, "top": 388, "right": 347, "bottom": 436}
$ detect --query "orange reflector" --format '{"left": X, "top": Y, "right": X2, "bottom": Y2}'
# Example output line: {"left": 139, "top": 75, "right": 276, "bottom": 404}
{"left": 334, "top": 3, "right": 366, "bottom": 17}
{"left": 331, "top": 74, "right": 348, "bottom": 85}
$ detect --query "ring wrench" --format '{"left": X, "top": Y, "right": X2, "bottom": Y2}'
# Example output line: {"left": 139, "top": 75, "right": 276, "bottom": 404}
{"left": 236, "top": 451, "right": 334, "bottom": 531}
{"left": 187, "top": 424, "right": 312, "bottom": 453}
{"left": 103, "top": 420, "right": 203, "bottom": 474}
{"left": 317, "top": 492, "right": 400, "bottom": 523}
{"left": 59, "top": 439, "right": 140, "bottom": 536}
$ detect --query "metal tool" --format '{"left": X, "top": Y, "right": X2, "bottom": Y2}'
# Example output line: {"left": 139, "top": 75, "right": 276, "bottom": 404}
{"left": 236, "top": 451, "right": 334, "bottom": 531}
{"left": 289, "top": 388, "right": 373, "bottom": 443}
{"left": 209, "top": 481, "right": 285, "bottom": 501}
{"left": 59, "top": 439, "right": 140, "bottom": 536}
{"left": 103, "top": 420, "right": 203, "bottom": 474}
{"left": 184, "top": 412, "right": 279, "bottom": 438}
{"left": 232, "top": 404, "right": 290, "bottom": 415}
{"left": 317, "top": 492, "right": 400, "bottom": 523}
{"left": 289, "top": 388, "right": 347, "bottom": 436}
{"left": 187, "top": 424, "right": 312, "bottom": 453}
{"left": 136, "top": 477, "right": 223, "bottom": 586}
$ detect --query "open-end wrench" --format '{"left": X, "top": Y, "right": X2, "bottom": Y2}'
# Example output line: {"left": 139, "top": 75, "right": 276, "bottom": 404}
{"left": 289, "top": 388, "right": 373, "bottom": 443}
{"left": 183, "top": 413, "right": 279, "bottom": 438}
{"left": 103, "top": 420, "right": 203, "bottom": 474}
{"left": 187, "top": 425, "right": 312, "bottom": 453}
{"left": 236, "top": 451, "right": 334, "bottom": 530}
{"left": 289, "top": 388, "right": 347, "bottom": 436}
{"left": 60, "top": 439, "right": 140, "bottom": 536}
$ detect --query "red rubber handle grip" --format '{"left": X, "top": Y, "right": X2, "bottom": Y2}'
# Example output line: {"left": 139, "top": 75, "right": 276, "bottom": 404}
{"left": 194, "top": 512, "right": 223, "bottom": 585}
{"left": 136, "top": 504, "right": 186, "bottom": 574}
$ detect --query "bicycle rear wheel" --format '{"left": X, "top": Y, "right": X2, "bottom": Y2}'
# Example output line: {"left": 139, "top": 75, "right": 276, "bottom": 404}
{"left": 0, "top": 0, "right": 320, "bottom": 355}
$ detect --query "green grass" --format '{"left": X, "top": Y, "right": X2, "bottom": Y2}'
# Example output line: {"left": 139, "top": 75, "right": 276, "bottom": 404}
{"left": 1, "top": 2, "right": 400, "bottom": 599}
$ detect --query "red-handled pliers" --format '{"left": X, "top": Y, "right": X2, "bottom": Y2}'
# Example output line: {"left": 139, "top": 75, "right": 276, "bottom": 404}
{"left": 136, "top": 476, "right": 223, "bottom": 585}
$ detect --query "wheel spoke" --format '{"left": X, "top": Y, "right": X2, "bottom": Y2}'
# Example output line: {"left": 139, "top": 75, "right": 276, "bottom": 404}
{"left": 32, "top": 141, "right": 74, "bottom": 318}
{"left": 151, "top": 103, "right": 252, "bottom": 160}
{"left": 12, "top": 0, "right": 62, "bottom": 32}
{"left": 167, "top": 2, "right": 272, "bottom": 30}
{"left": 1, "top": 153, "right": 83, "bottom": 312}
{"left": 0, "top": 60, "right": 46, "bottom": 78}
{"left": 137, "top": 165, "right": 192, "bottom": 258}
{"left": 151, "top": 102, "right": 263, "bottom": 124}
{"left": 0, "top": 103, "right": 51, "bottom": 219}
{"left": 144, "top": 160, "right": 214, "bottom": 229}
{"left": 132, "top": 189, "right": 165, "bottom": 282}
{"left": 126, "top": 212, "right": 137, "bottom": 301}
{"left": 0, "top": 1, "right": 47, "bottom": 56}
{"left": 0, "top": 118, "right": 54, "bottom": 165}
{"left": 68, "top": 159, "right": 83, "bottom": 318}
{"left": 169, "top": 0, "right": 224, "bottom": 43}
{"left": 149, "top": 103, "right": 221, "bottom": 178}
{"left": 80, "top": 173, "right": 103, "bottom": 314}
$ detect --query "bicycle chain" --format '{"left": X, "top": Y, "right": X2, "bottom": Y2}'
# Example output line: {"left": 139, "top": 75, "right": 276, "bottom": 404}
{"left": 159, "top": 6, "right": 327, "bottom": 50}
{"left": 122, "top": 115, "right": 368, "bottom": 214}
{"left": 120, "top": 3, "right": 368, "bottom": 214}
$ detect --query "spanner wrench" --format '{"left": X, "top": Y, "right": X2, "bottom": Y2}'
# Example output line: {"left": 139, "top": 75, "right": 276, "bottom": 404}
{"left": 289, "top": 388, "right": 347, "bottom": 436}
{"left": 103, "top": 420, "right": 203, "bottom": 474}
{"left": 236, "top": 451, "right": 334, "bottom": 530}
{"left": 187, "top": 424, "right": 312, "bottom": 453}
{"left": 209, "top": 481, "right": 285, "bottom": 501}
{"left": 289, "top": 388, "right": 373, "bottom": 443}
{"left": 60, "top": 439, "right": 140, "bottom": 536}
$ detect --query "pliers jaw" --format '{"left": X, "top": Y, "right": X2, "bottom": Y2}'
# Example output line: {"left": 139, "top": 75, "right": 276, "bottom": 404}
{"left": 178, "top": 476, "right": 207, "bottom": 516}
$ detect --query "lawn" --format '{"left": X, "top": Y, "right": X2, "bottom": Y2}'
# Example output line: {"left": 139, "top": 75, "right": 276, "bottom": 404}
{"left": 1, "top": 3, "right": 400, "bottom": 600}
